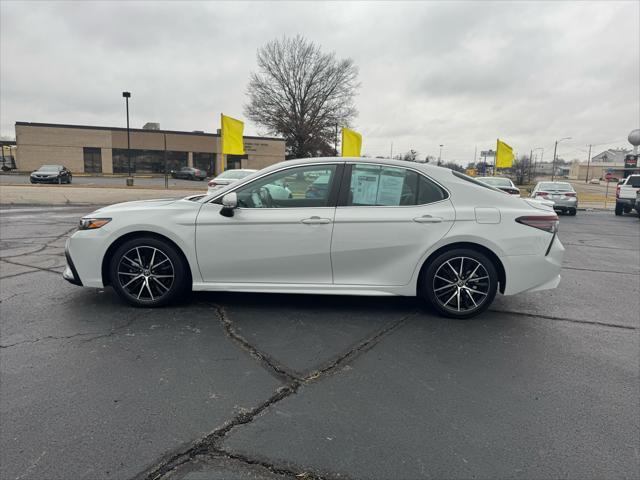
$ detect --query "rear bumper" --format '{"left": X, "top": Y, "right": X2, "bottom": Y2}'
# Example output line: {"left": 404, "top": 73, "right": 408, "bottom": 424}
{"left": 616, "top": 198, "right": 635, "bottom": 207}
{"left": 501, "top": 235, "right": 565, "bottom": 295}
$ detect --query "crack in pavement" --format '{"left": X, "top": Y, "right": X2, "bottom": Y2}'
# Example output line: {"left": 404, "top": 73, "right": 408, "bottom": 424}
{"left": 1, "top": 258, "right": 64, "bottom": 276}
{"left": 1, "top": 314, "right": 144, "bottom": 349}
{"left": 0, "top": 226, "right": 76, "bottom": 260}
{"left": 136, "top": 307, "right": 416, "bottom": 480}
{"left": 490, "top": 309, "right": 637, "bottom": 330}
{"left": 562, "top": 265, "right": 640, "bottom": 276}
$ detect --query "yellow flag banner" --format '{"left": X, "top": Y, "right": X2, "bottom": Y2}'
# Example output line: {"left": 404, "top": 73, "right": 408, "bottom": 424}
{"left": 221, "top": 114, "right": 245, "bottom": 155}
{"left": 496, "top": 139, "right": 514, "bottom": 169}
{"left": 341, "top": 127, "right": 362, "bottom": 157}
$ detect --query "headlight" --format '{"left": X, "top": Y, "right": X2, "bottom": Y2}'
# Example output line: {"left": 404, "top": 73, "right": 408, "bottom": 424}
{"left": 78, "top": 218, "right": 111, "bottom": 230}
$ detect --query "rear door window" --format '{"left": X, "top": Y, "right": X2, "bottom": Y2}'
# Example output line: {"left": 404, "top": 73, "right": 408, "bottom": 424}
{"left": 346, "top": 164, "right": 447, "bottom": 206}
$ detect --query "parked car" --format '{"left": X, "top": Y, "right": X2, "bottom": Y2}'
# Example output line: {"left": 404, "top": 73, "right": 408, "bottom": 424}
{"left": 170, "top": 167, "right": 207, "bottom": 181}
{"left": 589, "top": 178, "right": 601, "bottom": 184}
{"left": 614, "top": 174, "right": 640, "bottom": 216}
{"left": 531, "top": 181, "right": 578, "bottom": 215}
{"left": 30, "top": 165, "right": 72, "bottom": 184}
{"left": 207, "top": 169, "right": 257, "bottom": 193}
{"left": 476, "top": 176, "right": 521, "bottom": 196}
{"left": 635, "top": 189, "right": 640, "bottom": 218}
{"left": 305, "top": 174, "right": 332, "bottom": 199}
{"left": 63, "top": 157, "right": 564, "bottom": 319}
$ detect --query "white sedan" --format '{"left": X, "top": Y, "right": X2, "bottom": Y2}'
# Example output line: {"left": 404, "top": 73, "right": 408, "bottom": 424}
{"left": 63, "top": 157, "right": 564, "bottom": 319}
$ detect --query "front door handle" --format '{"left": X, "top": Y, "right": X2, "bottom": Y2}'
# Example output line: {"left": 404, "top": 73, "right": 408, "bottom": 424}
{"left": 413, "top": 215, "right": 443, "bottom": 223}
{"left": 301, "top": 216, "right": 332, "bottom": 225}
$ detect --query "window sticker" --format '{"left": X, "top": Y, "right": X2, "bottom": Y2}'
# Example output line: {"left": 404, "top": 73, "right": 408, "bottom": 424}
{"left": 351, "top": 171, "right": 380, "bottom": 205}
{"left": 377, "top": 171, "right": 405, "bottom": 205}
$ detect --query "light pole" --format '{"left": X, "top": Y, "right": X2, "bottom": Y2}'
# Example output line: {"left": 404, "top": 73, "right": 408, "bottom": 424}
{"left": 122, "top": 91, "right": 132, "bottom": 184}
{"left": 438, "top": 144, "right": 444, "bottom": 166}
{"left": 551, "top": 137, "right": 571, "bottom": 181}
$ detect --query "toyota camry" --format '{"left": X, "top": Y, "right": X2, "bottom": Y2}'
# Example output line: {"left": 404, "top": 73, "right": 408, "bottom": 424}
{"left": 63, "top": 157, "right": 564, "bottom": 319}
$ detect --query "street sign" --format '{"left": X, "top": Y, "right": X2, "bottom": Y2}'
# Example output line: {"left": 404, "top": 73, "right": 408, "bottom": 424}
{"left": 480, "top": 150, "right": 495, "bottom": 157}
{"left": 605, "top": 172, "right": 613, "bottom": 180}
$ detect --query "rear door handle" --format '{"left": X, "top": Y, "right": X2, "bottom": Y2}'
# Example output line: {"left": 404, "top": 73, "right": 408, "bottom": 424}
{"left": 413, "top": 215, "right": 443, "bottom": 223}
{"left": 301, "top": 216, "right": 332, "bottom": 225}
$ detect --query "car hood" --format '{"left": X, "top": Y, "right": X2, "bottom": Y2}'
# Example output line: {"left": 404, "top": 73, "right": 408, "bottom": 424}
{"left": 90, "top": 197, "right": 184, "bottom": 215}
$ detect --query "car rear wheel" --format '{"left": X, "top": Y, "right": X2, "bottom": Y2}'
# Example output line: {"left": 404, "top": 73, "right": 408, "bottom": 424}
{"left": 421, "top": 248, "right": 498, "bottom": 319}
{"left": 615, "top": 203, "right": 623, "bottom": 216}
{"left": 109, "top": 237, "right": 188, "bottom": 307}
{"left": 569, "top": 208, "right": 577, "bottom": 216}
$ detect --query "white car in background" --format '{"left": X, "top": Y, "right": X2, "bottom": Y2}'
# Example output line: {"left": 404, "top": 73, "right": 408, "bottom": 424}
{"left": 207, "top": 169, "right": 257, "bottom": 193}
{"left": 476, "top": 176, "right": 521, "bottom": 196}
{"left": 63, "top": 157, "right": 564, "bottom": 319}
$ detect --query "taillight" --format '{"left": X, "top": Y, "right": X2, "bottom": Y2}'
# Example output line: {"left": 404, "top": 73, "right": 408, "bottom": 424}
{"left": 616, "top": 185, "right": 621, "bottom": 198}
{"left": 208, "top": 181, "right": 218, "bottom": 187}
{"left": 564, "top": 192, "right": 576, "bottom": 197}
{"left": 516, "top": 215, "right": 559, "bottom": 233}
{"left": 536, "top": 191, "right": 549, "bottom": 197}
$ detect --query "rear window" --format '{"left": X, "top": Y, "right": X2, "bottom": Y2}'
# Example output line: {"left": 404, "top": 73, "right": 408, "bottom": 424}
{"left": 218, "top": 170, "right": 253, "bottom": 179}
{"left": 452, "top": 171, "right": 505, "bottom": 193}
{"left": 478, "top": 177, "right": 512, "bottom": 187}
{"left": 538, "top": 182, "right": 573, "bottom": 191}
{"left": 625, "top": 176, "right": 640, "bottom": 188}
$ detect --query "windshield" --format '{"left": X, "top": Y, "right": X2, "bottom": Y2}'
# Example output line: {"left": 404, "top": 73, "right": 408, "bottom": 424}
{"left": 217, "top": 170, "right": 255, "bottom": 179}
{"left": 39, "top": 165, "right": 60, "bottom": 172}
{"left": 539, "top": 182, "right": 573, "bottom": 191}
{"left": 477, "top": 177, "right": 512, "bottom": 187}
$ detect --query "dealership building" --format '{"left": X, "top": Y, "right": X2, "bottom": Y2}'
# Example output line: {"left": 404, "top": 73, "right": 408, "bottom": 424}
{"left": 14, "top": 121, "right": 285, "bottom": 175}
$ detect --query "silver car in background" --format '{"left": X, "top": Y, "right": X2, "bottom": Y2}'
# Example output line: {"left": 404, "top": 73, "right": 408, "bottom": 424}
{"left": 531, "top": 181, "right": 578, "bottom": 215}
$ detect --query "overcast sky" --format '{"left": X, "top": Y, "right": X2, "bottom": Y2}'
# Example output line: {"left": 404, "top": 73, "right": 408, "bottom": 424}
{"left": 1, "top": 0, "right": 638, "bottom": 164}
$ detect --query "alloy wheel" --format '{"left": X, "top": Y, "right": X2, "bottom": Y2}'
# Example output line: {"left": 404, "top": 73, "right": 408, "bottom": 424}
{"left": 432, "top": 256, "right": 490, "bottom": 314}
{"left": 116, "top": 246, "right": 175, "bottom": 301}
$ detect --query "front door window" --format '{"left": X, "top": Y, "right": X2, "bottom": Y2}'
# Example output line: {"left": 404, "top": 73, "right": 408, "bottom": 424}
{"left": 233, "top": 164, "right": 337, "bottom": 208}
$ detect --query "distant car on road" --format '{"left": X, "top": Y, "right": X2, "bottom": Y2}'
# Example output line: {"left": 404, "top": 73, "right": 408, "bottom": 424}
{"left": 30, "top": 165, "right": 72, "bottom": 184}
{"left": 63, "top": 157, "right": 564, "bottom": 319}
{"left": 207, "top": 169, "right": 257, "bottom": 194}
{"left": 476, "top": 176, "right": 521, "bottom": 196}
{"left": 615, "top": 174, "right": 640, "bottom": 216}
{"left": 170, "top": 167, "right": 207, "bottom": 181}
{"left": 589, "top": 178, "right": 601, "bottom": 184}
{"left": 531, "top": 181, "right": 578, "bottom": 215}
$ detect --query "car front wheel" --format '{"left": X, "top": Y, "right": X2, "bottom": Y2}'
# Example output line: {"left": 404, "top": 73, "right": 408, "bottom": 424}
{"left": 109, "top": 237, "right": 189, "bottom": 307}
{"left": 421, "top": 248, "right": 498, "bottom": 319}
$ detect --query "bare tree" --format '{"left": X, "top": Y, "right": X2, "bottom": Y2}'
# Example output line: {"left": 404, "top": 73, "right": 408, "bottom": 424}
{"left": 245, "top": 35, "right": 359, "bottom": 158}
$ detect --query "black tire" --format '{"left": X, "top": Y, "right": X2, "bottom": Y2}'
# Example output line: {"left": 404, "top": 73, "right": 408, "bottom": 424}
{"left": 623, "top": 207, "right": 631, "bottom": 214}
{"left": 615, "top": 203, "right": 623, "bottom": 216}
{"left": 109, "top": 236, "right": 189, "bottom": 307}
{"left": 569, "top": 208, "right": 577, "bottom": 216}
{"left": 420, "top": 248, "right": 498, "bottom": 319}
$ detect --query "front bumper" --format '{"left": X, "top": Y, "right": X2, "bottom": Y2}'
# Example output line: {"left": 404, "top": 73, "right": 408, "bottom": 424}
{"left": 31, "top": 176, "right": 60, "bottom": 183}
{"left": 63, "top": 240, "right": 83, "bottom": 286}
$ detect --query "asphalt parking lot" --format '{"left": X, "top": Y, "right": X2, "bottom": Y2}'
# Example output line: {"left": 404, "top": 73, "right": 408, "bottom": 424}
{"left": 1, "top": 206, "right": 638, "bottom": 480}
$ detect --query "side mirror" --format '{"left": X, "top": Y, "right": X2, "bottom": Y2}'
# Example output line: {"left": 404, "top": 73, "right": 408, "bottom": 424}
{"left": 220, "top": 192, "right": 238, "bottom": 217}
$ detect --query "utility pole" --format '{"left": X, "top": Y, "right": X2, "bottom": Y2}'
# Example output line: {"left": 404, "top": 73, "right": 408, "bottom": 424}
{"left": 585, "top": 144, "right": 592, "bottom": 183}
{"left": 390, "top": 142, "right": 393, "bottom": 159}
{"left": 529, "top": 149, "right": 533, "bottom": 184}
{"left": 334, "top": 123, "right": 338, "bottom": 156}
{"left": 438, "top": 144, "right": 444, "bottom": 166}
{"left": 552, "top": 137, "right": 571, "bottom": 181}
